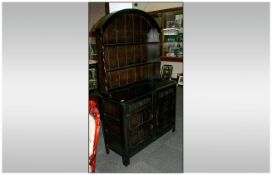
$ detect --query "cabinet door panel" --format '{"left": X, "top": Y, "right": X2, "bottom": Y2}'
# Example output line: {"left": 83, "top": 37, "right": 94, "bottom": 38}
{"left": 128, "top": 121, "right": 154, "bottom": 149}
{"left": 128, "top": 105, "right": 153, "bottom": 130}
{"left": 126, "top": 97, "right": 154, "bottom": 150}
{"left": 156, "top": 87, "right": 175, "bottom": 131}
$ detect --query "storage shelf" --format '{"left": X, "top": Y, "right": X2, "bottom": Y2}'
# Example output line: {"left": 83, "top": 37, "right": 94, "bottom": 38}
{"left": 89, "top": 60, "right": 98, "bottom": 64}
{"left": 163, "top": 27, "right": 182, "bottom": 30}
{"left": 89, "top": 87, "right": 97, "bottom": 91}
{"left": 103, "top": 41, "right": 160, "bottom": 47}
{"left": 161, "top": 56, "right": 183, "bottom": 62}
{"left": 163, "top": 34, "right": 178, "bottom": 36}
{"left": 163, "top": 41, "right": 182, "bottom": 43}
{"left": 105, "top": 60, "right": 161, "bottom": 72}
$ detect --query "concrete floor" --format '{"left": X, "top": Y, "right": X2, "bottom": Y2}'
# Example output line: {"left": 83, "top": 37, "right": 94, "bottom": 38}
{"left": 95, "top": 86, "right": 183, "bottom": 173}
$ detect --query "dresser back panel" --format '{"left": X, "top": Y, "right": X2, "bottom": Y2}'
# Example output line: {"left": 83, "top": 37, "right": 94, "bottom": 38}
{"left": 95, "top": 9, "right": 161, "bottom": 93}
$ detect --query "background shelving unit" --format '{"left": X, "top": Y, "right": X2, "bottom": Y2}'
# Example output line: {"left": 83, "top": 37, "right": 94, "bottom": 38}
{"left": 149, "top": 7, "right": 183, "bottom": 62}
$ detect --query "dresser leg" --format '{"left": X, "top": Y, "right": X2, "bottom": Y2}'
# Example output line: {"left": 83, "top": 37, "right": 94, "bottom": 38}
{"left": 122, "top": 156, "right": 130, "bottom": 166}
{"left": 105, "top": 144, "right": 110, "bottom": 154}
{"left": 172, "top": 125, "right": 176, "bottom": 132}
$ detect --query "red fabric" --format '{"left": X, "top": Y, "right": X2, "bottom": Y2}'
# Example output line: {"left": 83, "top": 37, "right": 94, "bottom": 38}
{"left": 89, "top": 100, "right": 100, "bottom": 173}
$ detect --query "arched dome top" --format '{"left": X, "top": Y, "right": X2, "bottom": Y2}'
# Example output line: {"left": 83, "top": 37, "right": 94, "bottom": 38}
{"left": 95, "top": 8, "right": 161, "bottom": 34}
{"left": 94, "top": 8, "right": 161, "bottom": 93}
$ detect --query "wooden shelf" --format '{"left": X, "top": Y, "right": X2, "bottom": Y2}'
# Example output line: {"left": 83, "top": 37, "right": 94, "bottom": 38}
{"left": 106, "top": 60, "right": 160, "bottom": 72}
{"left": 161, "top": 56, "right": 183, "bottom": 62}
{"left": 103, "top": 41, "right": 160, "bottom": 47}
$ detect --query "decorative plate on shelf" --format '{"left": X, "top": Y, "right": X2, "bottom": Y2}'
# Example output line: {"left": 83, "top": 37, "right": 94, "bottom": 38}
{"left": 161, "top": 65, "right": 173, "bottom": 80}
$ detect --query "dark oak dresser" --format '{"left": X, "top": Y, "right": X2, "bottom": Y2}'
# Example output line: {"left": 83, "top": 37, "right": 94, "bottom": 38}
{"left": 95, "top": 9, "right": 176, "bottom": 166}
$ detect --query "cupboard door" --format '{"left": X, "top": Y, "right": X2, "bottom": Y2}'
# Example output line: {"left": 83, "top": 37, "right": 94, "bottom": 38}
{"left": 128, "top": 120, "right": 154, "bottom": 150}
{"left": 126, "top": 97, "right": 154, "bottom": 150}
{"left": 156, "top": 86, "right": 176, "bottom": 133}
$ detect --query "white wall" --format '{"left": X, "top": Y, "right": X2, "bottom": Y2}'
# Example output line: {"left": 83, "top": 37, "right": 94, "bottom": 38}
{"left": 133, "top": 2, "right": 182, "bottom": 12}
{"left": 89, "top": 3, "right": 106, "bottom": 32}
{"left": 184, "top": 3, "right": 269, "bottom": 172}
{"left": 3, "top": 3, "right": 88, "bottom": 172}
{"left": 109, "top": 3, "right": 132, "bottom": 13}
